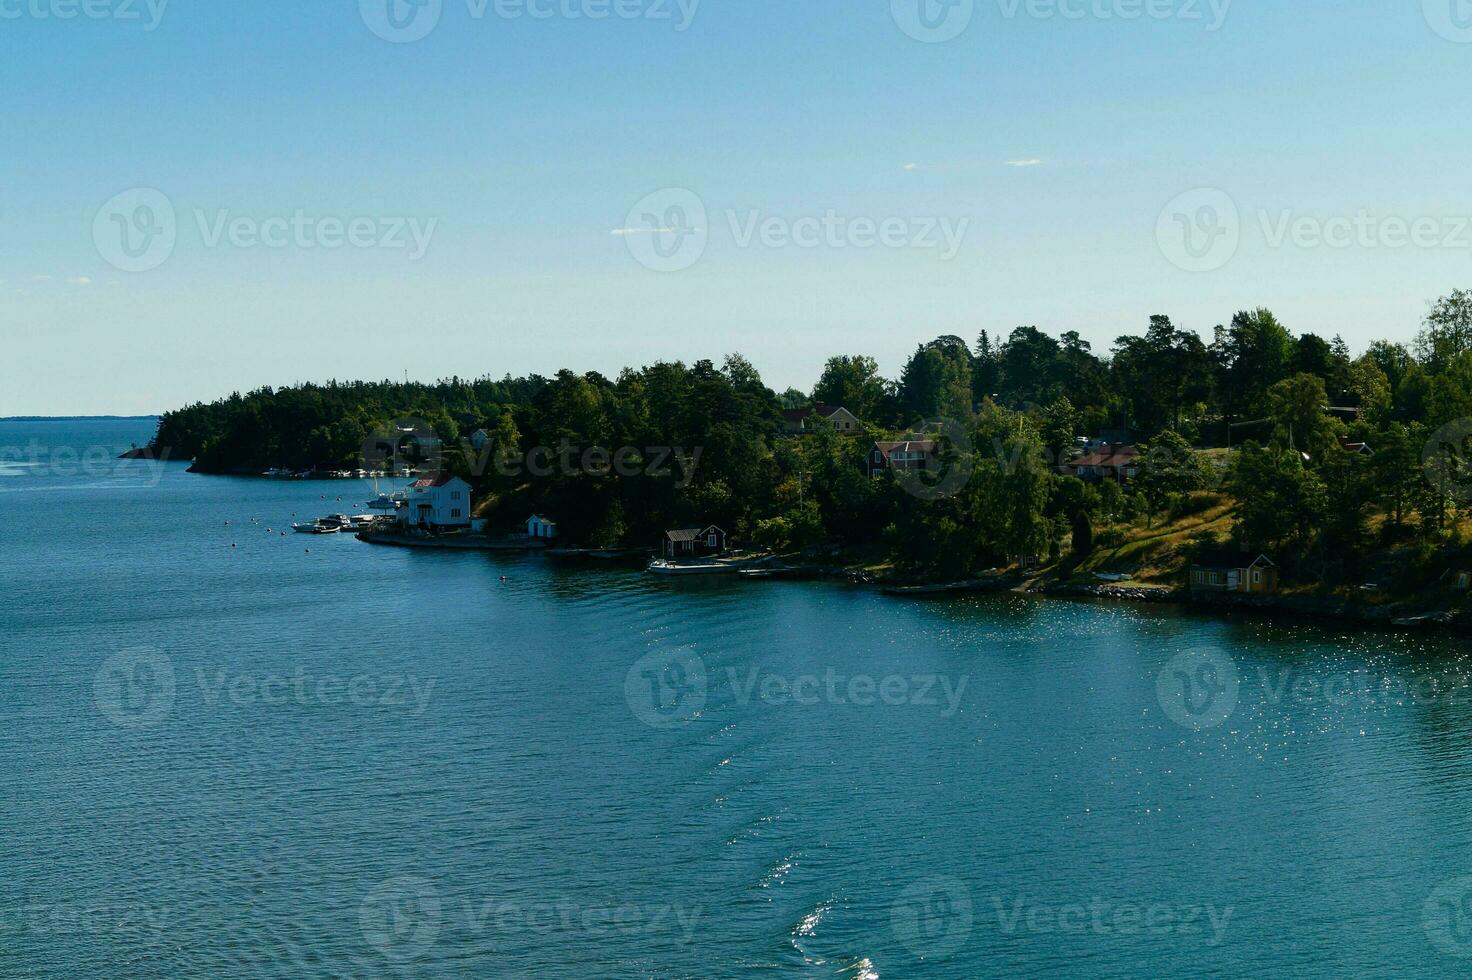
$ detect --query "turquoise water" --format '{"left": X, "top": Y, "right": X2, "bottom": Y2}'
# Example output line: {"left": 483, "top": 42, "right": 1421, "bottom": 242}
{"left": 5, "top": 418, "right": 1472, "bottom": 977}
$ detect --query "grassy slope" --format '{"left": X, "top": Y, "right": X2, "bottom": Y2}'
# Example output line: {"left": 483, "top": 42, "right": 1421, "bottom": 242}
{"left": 1041, "top": 492, "right": 1472, "bottom": 616}
{"left": 1061, "top": 497, "right": 1236, "bottom": 587}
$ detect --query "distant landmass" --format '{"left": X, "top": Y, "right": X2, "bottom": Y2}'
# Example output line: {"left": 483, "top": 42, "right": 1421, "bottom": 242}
{"left": 1, "top": 415, "right": 159, "bottom": 421}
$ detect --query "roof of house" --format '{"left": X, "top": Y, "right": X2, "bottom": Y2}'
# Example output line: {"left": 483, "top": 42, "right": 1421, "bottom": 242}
{"left": 410, "top": 472, "right": 463, "bottom": 489}
{"left": 665, "top": 525, "right": 724, "bottom": 542}
{"left": 874, "top": 440, "right": 937, "bottom": 457}
{"left": 1193, "top": 550, "right": 1275, "bottom": 570}
{"left": 528, "top": 514, "right": 556, "bottom": 525}
{"left": 782, "top": 404, "right": 843, "bottom": 424}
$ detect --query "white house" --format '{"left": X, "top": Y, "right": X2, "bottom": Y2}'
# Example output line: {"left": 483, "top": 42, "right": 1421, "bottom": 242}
{"left": 400, "top": 473, "right": 473, "bottom": 531}
{"left": 526, "top": 515, "right": 559, "bottom": 540}
{"left": 470, "top": 429, "right": 491, "bottom": 450}
{"left": 781, "top": 405, "right": 863, "bottom": 435}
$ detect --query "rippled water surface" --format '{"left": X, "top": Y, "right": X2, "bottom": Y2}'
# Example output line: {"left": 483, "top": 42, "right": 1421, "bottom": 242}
{"left": 5, "top": 418, "right": 1472, "bottom": 977}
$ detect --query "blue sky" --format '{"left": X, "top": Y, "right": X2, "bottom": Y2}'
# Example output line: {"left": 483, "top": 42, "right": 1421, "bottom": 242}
{"left": 3, "top": 0, "right": 1471, "bottom": 415}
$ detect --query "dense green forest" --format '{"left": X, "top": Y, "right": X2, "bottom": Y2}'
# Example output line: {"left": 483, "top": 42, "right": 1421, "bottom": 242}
{"left": 150, "top": 291, "right": 1472, "bottom": 586}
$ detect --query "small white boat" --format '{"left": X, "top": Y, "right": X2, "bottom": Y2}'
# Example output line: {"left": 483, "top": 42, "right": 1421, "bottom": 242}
{"left": 292, "top": 521, "right": 338, "bottom": 534}
{"left": 646, "top": 559, "right": 738, "bottom": 576}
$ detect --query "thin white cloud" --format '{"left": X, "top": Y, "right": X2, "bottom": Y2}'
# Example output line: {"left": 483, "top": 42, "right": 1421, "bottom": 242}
{"left": 69, "top": 276, "right": 92, "bottom": 286}
{"left": 903, "top": 162, "right": 920, "bottom": 171}
{"left": 1005, "top": 159, "right": 1043, "bottom": 168}
{"left": 611, "top": 226, "right": 690, "bottom": 236}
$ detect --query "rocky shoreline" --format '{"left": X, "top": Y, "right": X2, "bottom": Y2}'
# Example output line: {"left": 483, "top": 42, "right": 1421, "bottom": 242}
{"left": 118, "top": 446, "right": 175, "bottom": 461}
{"left": 1031, "top": 580, "right": 1470, "bottom": 635}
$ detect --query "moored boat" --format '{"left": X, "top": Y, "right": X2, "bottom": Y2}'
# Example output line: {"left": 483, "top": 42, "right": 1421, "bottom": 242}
{"left": 292, "top": 521, "right": 338, "bottom": 534}
{"left": 647, "top": 559, "right": 738, "bottom": 576}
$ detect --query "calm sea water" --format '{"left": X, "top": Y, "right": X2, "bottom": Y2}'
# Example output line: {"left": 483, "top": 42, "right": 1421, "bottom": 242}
{"left": 5, "top": 418, "right": 1472, "bottom": 977}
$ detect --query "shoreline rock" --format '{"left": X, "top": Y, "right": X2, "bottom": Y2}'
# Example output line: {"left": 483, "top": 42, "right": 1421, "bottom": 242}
{"left": 1039, "top": 583, "right": 1181, "bottom": 603}
{"left": 1181, "top": 589, "right": 1468, "bottom": 634}
{"left": 118, "top": 446, "right": 174, "bottom": 461}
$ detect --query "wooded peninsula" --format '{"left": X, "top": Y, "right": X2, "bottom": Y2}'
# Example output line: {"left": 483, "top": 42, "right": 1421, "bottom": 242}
{"left": 145, "top": 292, "right": 1472, "bottom": 612}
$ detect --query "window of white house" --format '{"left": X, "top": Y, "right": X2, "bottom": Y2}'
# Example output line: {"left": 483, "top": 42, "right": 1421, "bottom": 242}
{"left": 707, "top": 534, "right": 718, "bottom": 547}
{"left": 451, "top": 491, "right": 461, "bottom": 499}
{"left": 451, "top": 509, "right": 462, "bottom": 518}
{"left": 1252, "top": 570, "right": 1261, "bottom": 583}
